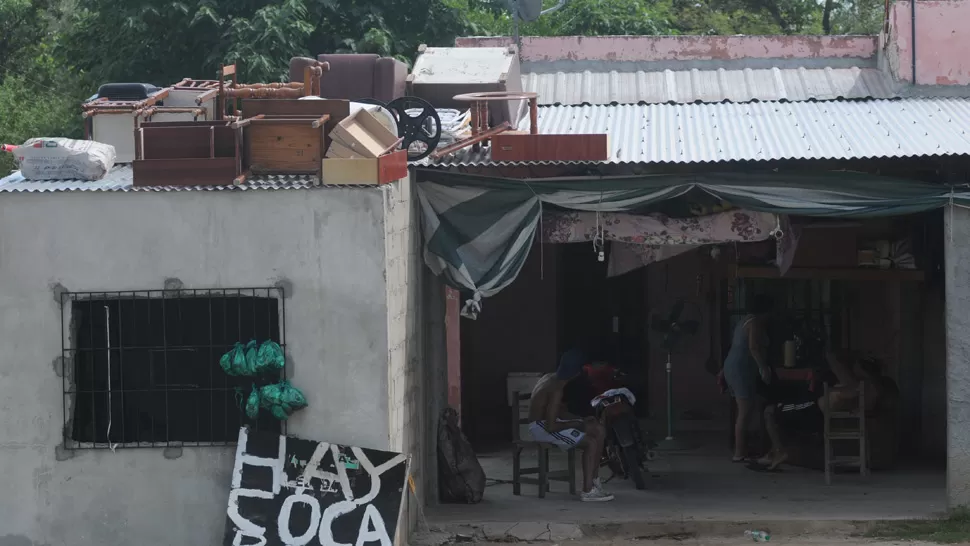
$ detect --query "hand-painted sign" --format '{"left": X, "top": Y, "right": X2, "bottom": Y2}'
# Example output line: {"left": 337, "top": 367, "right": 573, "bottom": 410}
{"left": 224, "top": 427, "right": 408, "bottom": 546}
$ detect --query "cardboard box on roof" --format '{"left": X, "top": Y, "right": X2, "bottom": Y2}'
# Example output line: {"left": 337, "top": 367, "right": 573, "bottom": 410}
{"left": 328, "top": 108, "right": 398, "bottom": 159}
{"left": 324, "top": 108, "right": 407, "bottom": 185}
{"left": 322, "top": 150, "right": 407, "bottom": 185}
{"left": 325, "top": 140, "right": 360, "bottom": 159}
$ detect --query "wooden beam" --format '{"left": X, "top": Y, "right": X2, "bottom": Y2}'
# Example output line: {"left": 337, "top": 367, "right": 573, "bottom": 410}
{"left": 730, "top": 265, "right": 925, "bottom": 281}
{"left": 491, "top": 133, "right": 609, "bottom": 162}
{"left": 430, "top": 122, "right": 510, "bottom": 160}
{"left": 132, "top": 158, "right": 238, "bottom": 187}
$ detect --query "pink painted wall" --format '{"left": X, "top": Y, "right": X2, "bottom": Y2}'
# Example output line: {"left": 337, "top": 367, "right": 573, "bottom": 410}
{"left": 885, "top": 0, "right": 970, "bottom": 85}
{"left": 456, "top": 35, "right": 877, "bottom": 63}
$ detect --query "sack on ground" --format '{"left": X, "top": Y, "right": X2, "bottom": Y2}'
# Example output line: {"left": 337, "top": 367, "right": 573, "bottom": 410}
{"left": 16, "top": 138, "right": 116, "bottom": 180}
{"left": 437, "top": 407, "right": 486, "bottom": 504}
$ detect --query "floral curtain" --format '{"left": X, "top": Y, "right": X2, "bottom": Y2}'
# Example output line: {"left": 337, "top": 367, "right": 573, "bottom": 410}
{"left": 540, "top": 209, "right": 781, "bottom": 276}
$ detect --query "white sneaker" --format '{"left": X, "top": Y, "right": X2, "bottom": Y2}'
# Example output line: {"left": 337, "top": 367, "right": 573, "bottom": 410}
{"left": 580, "top": 486, "right": 615, "bottom": 502}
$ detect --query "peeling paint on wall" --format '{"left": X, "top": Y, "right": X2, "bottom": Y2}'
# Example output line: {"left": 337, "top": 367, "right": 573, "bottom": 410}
{"left": 886, "top": 0, "right": 970, "bottom": 85}
{"left": 456, "top": 35, "right": 878, "bottom": 63}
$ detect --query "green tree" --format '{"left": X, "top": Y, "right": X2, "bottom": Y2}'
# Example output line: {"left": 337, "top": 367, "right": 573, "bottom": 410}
{"left": 0, "top": 0, "right": 83, "bottom": 175}
{"left": 462, "top": 0, "right": 827, "bottom": 38}
{"left": 831, "top": 0, "right": 884, "bottom": 34}
{"left": 60, "top": 0, "right": 475, "bottom": 86}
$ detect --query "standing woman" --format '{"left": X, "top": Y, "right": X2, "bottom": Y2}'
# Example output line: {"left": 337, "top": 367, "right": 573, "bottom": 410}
{"left": 723, "top": 294, "right": 774, "bottom": 462}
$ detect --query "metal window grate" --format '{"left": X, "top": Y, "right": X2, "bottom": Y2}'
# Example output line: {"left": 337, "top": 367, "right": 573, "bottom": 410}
{"left": 60, "top": 288, "right": 286, "bottom": 449}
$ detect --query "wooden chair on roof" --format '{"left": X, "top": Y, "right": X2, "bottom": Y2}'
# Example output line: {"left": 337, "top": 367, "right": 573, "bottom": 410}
{"left": 511, "top": 391, "right": 577, "bottom": 498}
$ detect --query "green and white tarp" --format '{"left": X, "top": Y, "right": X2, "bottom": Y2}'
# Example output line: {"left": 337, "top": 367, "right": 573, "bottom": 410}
{"left": 416, "top": 169, "right": 970, "bottom": 318}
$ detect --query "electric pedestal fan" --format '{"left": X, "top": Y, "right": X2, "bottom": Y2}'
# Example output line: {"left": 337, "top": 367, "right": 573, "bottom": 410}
{"left": 648, "top": 298, "right": 703, "bottom": 451}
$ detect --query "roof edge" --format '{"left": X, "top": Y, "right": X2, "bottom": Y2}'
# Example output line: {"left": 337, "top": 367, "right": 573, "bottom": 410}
{"left": 456, "top": 35, "right": 878, "bottom": 65}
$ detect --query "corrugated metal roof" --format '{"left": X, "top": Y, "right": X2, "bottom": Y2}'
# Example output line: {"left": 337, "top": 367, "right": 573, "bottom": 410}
{"left": 425, "top": 97, "right": 970, "bottom": 167}
{"left": 522, "top": 66, "right": 898, "bottom": 105}
{"left": 0, "top": 166, "right": 346, "bottom": 192}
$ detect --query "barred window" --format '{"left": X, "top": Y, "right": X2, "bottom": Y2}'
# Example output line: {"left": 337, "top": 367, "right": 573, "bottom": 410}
{"left": 60, "top": 288, "right": 286, "bottom": 449}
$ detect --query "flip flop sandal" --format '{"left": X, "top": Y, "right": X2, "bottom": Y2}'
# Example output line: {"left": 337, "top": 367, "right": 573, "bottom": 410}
{"left": 732, "top": 456, "right": 749, "bottom": 463}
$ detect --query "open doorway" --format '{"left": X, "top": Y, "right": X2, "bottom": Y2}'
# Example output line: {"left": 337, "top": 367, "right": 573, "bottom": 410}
{"left": 446, "top": 208, "right": 946, "bottom": 523}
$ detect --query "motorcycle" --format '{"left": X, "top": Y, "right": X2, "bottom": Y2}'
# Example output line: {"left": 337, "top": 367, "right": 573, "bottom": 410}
{"left": 585, "top": 363, "right": 655, "bottom": 490}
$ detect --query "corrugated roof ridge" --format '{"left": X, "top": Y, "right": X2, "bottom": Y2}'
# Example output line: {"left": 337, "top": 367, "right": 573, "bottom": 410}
{"left": 0, "top": 165, "right": 374, "bottom": 193}
{"left": 521, "top": 66, "right": 900, "bottom": 106}
{"left": 420, "top": 96, "right": 970, "bottom": 168}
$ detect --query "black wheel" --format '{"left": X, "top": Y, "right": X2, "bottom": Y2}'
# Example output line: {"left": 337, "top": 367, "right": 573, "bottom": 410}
{"left": 385, "top": 96, "right": 441, "bottom": 161}
{"left": 622, "top": 444, "right": 646, "bottom": 490}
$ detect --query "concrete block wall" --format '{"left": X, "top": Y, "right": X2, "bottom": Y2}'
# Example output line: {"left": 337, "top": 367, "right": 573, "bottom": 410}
{"left": 884, "top": 0, "right": 970, "bottom": 85}
{"left": 944, "top": 204, "right": 970, "bottom": 508}
{"left": 0, "top": 181, "right": 448, "bottom": 545}
{"left": 0, "top": 188, "right": 393, "bottom": 546}
{"left": 385, "top": 174, "right": 440, "bottom": 541}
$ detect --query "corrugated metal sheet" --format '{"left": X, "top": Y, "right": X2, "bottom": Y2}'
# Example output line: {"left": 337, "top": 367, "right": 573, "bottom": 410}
{"left": 522, "top": 66, "right": 898, "bottom": 105}
{"left": 426, "top": 97, "right": 970, "bottom": 167}
{"left": 0, "top": 167, "right": 361, "bottom": 192}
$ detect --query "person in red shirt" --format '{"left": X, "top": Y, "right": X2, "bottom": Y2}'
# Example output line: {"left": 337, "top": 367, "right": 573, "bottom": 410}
{"left": 583, "top": 361, "right": 621, "bottom": 396}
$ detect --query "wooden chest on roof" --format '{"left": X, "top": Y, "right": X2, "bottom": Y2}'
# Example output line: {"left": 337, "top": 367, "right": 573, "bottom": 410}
{"left": 239, "top": 99, "right": 350, "bottom": 176}
{"left": 132, "top": 120, "right": 242, "bottom": 187}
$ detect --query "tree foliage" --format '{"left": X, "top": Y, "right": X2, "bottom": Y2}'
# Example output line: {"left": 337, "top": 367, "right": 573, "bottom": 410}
{"left": 60, "top": 0, "right": 474, "bottom": 84}
{"left": 0, "top": 0, "right": 84, "bottom": 174}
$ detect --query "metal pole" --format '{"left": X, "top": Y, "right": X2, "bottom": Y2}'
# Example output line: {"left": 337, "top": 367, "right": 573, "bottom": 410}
{"left": 665, "top": 352, "right": 674, "bottom": 441}
{"left": 911, "top": 0, "right": 917, "bottom": 85}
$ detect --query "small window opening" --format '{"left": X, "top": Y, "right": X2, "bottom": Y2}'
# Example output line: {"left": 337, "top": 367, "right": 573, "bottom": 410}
{"left": 61, "top": 289, "right": 285, "bottom": 448}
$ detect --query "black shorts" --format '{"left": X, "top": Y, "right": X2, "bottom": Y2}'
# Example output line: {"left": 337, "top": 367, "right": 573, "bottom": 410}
{"left": 777, "top": 399, "right": 822, "bottom": 432}
{"left": 762, "top": 380, "right": 823, "bottom": 432}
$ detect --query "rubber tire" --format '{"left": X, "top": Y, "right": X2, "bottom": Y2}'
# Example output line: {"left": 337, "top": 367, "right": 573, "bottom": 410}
{"left": 622, "top": 444, "right": 647, "bottom": 490}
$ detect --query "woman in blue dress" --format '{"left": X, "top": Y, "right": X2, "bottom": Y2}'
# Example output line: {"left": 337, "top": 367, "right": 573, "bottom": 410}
{"left": 723, "top": 294, "right": 773, "bottom": 462}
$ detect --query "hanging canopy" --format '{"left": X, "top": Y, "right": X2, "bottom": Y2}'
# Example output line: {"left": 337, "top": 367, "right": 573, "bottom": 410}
{"left": 415, "top": 169, "right": 970, "bottom": 318}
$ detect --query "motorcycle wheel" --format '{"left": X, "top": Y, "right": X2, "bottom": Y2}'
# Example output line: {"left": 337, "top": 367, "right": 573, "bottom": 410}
{"left": 622, "top": 444, "right": 647, "bottom": 490}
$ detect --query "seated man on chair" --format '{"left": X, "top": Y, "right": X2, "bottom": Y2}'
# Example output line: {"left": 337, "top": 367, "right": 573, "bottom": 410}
{"left": 528, "top": 349, "right": 614, "bottom": 502}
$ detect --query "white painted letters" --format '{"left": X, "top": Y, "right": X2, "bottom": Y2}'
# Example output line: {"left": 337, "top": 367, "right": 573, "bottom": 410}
{"left": 229, "top": 427, "right": 287, "bottom": 546}
{"left": 226, "top": 429, "right": 407, "bottom": 546}
{"left": 278, "top": 492, "right": 322, "bottom": 546}
{"left": 354, "top": 505, "right": 391, "bottom": 546}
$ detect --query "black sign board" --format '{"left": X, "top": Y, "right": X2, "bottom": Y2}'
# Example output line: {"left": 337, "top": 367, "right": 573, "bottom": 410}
{"left": 224, "top": 427, "right": 408, "bottom": 546}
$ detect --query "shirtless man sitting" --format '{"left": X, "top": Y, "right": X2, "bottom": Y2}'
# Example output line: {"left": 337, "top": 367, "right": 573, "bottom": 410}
{"left": 528, "top": 349, "right": 613, "bottom": 502}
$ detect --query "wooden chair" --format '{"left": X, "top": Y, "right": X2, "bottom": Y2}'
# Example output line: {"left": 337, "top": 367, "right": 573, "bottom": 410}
{"left": 824, "top": 382, "right": 870, "bottom": 485}
{"left": 511, "top": 391, "right": 577, "bottom": 498}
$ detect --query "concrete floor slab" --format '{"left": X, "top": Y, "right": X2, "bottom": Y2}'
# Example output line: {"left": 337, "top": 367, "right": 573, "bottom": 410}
{"left": 442, "top": 536, "right": 932, "bottom": 546}
{"left": 427, "top": 436, "right": 945, "bottom": 536}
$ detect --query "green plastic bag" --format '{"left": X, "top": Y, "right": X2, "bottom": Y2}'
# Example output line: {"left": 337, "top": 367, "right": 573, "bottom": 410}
{"left": 221, "top": 340, "right": 283, "bottom": 376}
{"left": 220, "top": 342, "right": 252, "bottom": 376}
{"left": 255, "top": 341, "right": 285, "bottom": 373}
{"left": 245, "top": 381, "right": 308, "bottom": 420}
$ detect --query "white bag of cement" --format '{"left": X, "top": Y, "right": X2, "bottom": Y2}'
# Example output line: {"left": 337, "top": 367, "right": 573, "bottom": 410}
{"left": 16, "top": 138, "right": 116, "bottom": 180}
